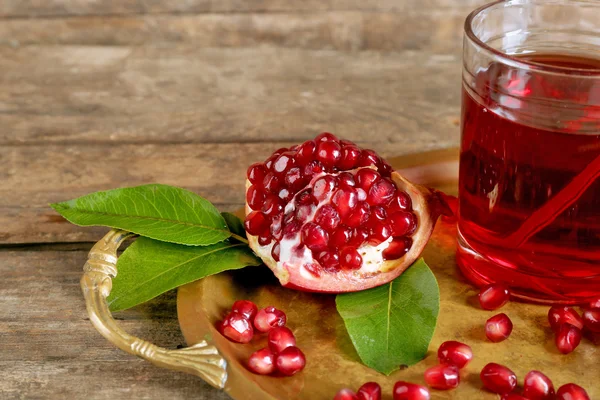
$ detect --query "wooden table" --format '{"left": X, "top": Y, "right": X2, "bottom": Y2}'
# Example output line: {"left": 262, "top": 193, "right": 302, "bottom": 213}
{"left": 0, "top": 1, "right": 482, "bottom": 398}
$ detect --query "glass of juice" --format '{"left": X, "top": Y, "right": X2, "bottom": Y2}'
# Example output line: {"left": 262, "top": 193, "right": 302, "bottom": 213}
{"left": 458, "top": 0, "right": 600, "bottom": 304}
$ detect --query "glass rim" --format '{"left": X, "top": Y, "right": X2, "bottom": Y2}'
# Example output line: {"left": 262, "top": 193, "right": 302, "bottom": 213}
{"left": 464, "top": 0, "right": 600, "bottom": 77}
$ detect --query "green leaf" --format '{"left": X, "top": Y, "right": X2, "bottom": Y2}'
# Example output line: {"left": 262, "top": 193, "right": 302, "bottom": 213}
{"left": 221, "top": 212, "right": 246, "bottom": 238}
{"left": 50, "top": 184, "right": 231, "bottom": 246}
{"left": 336, "top": 259, "right": 440, "bottom": 375}
{"left": 108, "top": 237, "right": 262, "bottom": 311}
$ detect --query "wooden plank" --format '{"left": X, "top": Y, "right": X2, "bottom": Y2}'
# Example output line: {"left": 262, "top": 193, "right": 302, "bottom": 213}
{"left": 0, "top": 46, "right": 461, "bottom": 145}
{"left": 0, "top": 249, "right": 229, "bottom": 399}
{"left": 0, "top": 0, "right": 484, "bottom": 18}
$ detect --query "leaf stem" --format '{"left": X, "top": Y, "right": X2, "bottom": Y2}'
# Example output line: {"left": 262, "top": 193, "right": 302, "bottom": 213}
{"left": 230, "top": 232, "right": 249, "bottom": 245}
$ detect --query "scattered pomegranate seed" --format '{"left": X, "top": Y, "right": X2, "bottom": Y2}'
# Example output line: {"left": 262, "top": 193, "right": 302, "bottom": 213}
{"left": 231, "top": 300, "right": 258, "bottom": 321}
{"left": 356, "top": 382, "right": 381, "bottom": 400}
{"left": 393, "top": 381, "right": 430, "bottom": 400}
{"left": 555, "top": 323, "right": 582, "bottom": 354}
{"left": 480, "top": 363, "right": 517, "bottom": 394}
{"left": 548, "top": 306, "right": 584, "bottom": 331}
{"left": 267, "top": 326, "right": 296, "bottom": 353}
{"left": 221, "top": 311, "right": 254, "bottom": 343}
{"left": 334, "top": 389, "right": 358, "bottom": 400}
{"left": 275, "top": 346, "right": 306, "bottom": 376}
{"left": 582, "top": 308, "right": 600, "bottom": 332}
{"left": 501, "top": 394, "right": 528, "bottom": 400}
{"left": 589, "top": 297, "right": 600, "bottom": 309}
{"left": 423, "top": 364, "right": 460, "bottom": 390}
{"left": 437, "top": 341, "right": 473, "bottom": 369}
{"left": 247, "top": 347, "right": 276, "bottom": 375}
{"left": 485, "top": 313, "right": 513, "bottom": 342}
{"left": 254, "top": 306, "right": 287, "bottom": 333}
{"left": 340, "top": 247, "right": 363, "bottom": 270}
{"left": 556, "top": 383, "right": 590, "bottom": 400}
{"left": 478, "top": 284, "right": 510, "bottom": 310}
{"left": 523, "top": 370, "right": 555, "bottom": 400}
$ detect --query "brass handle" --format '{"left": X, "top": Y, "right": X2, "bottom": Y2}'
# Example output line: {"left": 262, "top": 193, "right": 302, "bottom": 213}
{"left": 80, "top": 229, "right": 228, "bottom": 389}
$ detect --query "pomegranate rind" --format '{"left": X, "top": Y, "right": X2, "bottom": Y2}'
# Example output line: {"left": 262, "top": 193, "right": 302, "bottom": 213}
{"left": 245, "top": 169, "right": 442, "bottom": 293}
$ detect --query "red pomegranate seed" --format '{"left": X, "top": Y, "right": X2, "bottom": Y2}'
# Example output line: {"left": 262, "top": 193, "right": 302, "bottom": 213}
{"left": 221, "top": 311, "right": 254, "bottom": 343}
{"left": 382, "top": 237, "right": 412, "bottom": 260}
{"left": 437, "top": 341, "right": 473, "bottom": 369}
{"left": 523, "top": 370, "right": 555, "bottom": 400}
{"left": 316, "top": 140, "right": 342, "bottom": 168}
{"left": 258, "top": 233, "right": 272, "bottom": 246}
{"left": 340, "top": 247, "right": 363, "bottom": 270}
{"left": 247, "top": 162, "right": 267, "bottom": 184}
{"left": 338, "top": 172, "right": 356, "bottom": 188}
{"left": 371, "top": 206, "right": 387, "bottom": 220}
{"left": 478, "top": 284, "right": 510, "bottom": 310}
{"left": 246, "top": 185, "right": 266, "bottom": 211}
{"left": 303, "top": 159, "right": 325, "bottom": 179}
{"left": 270, "top": 214, "right": 283, "bottom": 239}
{"left": 555, "top": 323, "right": 582, "bottom": 354}
{"left": 283, "top": 220, "right": 301, "bottom": 238}
{"left": 273, "top": 152, "right": 295, "bottom": 175}
{"left": 314, "top": 205, "right": 341, "bottom": 232}
{"left": 356, "top": 169, "right": 381, "bottom": 191}
{"left": 231, "top": 300, "right": 258, "bottom": 321}
{"left": 318, "top": 250, "right": 340, "bottom": 271}
{"left": 254, "top": 306, "right": 287, "bottom": 333}
{"left": 295, "top": 140, "right": 316, "bottom": 165}
{"left": 301, "top": 222, "right": 329, "bottom": 251}
{"left": 358, "top": 149, "right": 382, "bottom": 169}
{"left": 501, "top": 394, "right": 528, "bottom": 400}
{"left": 368, "top": 221, "right": 392, "bottom": 244}
{"left": 356, "top": 188, "right": 367, "bottom": 201}
{"left": 315, "top": 132, "right": 338, "bottom": 142}
{"left": 346, "top": 202, "right": 371, "bottom": 228}
{"left": 332, "top": 187, "right": 359, "bottom": 218}
{"left": 480, "top": 363, "right": 517, "bottom": 394}
{"left": 334, "top": 389, "right": 358, "bottom": 400}
{"left": 271, "top": 242, "right": 281, "bottom": 261}
{"left": 589, "top": 297, "right": 600, "bottom": 309}
{"left": 247, "top": 347, "right": 276, "bottom": 375}
{"left": 338, "top": 145, "right": 361, "bottom": 170}
{"left": 275, "top": 346, "right": 306, "bottom": 376}
{"left": 423, "top": 364, "right": 460, "bottom": 390}
{"left": 389, "top": 211, "right": 417, "bottom": 236}
{"left": 284, "top": 167, "right": 306, "bottom": 191}
{"left": 262, "top": 194, "right": 284, "bottom": 217}
{"left": 548, "top": 306, "right": 584, "bottom": 331}
{"left": 295, "top": 202, "right": 316, "bottom": 222}
{"left": 278, "top": 187, "right": 293, "bottom": 202}
{"left": 367, "top": 178, "right": 396, "bottom": 205}
{"left": 268, "top": 326, "right": 296, "bottom": 353}
{"left": 582, "top": 308, "right": 600, "bottom": 332}
{"left": 485, "top": 313, "right": 513, "bottom": 343}
{"left": 393, "top": 381, "right": 430, "bottom": 400}
{"left": 331, "top": 226, "right": 352, "bottom": 249}
{"left": 349, "top": 228, "right": 370, "bottom": 247}
{"left": 244, "top": 211, "right": 270, "bottom": 236}
{"left": 357, "top": 382, "right": 381, "bottom": 400}
{"left": 313, "top": 175, "right": 339, "bottom": 200}
{"left": 388, "top": 191, "right": 412, "bottom": 212}
{"left": 556, "top": 383, "right": 590, "bottom": 400}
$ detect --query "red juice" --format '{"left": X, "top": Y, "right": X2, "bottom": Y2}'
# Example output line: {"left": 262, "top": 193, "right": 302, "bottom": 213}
{"left": 457, "top": 54, "right": 600, "bottom": 303}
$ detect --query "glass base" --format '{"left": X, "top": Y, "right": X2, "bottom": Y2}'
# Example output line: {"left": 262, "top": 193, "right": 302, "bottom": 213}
{"left": 456, "top": 230, "right": 600, "bottom": 305}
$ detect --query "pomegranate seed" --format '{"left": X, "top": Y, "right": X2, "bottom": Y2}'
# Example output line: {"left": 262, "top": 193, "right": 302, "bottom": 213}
{"left": 304, "top": 263, "right": 321, "bottom": 277}
{"left": 356, "top": 169, "right": 381, "bottom": 191}
{"left": 480, "top": 363, "right": 517, "bottom": 394}
{"left": 275, "top": 346, "right": 306, "bottom": 376}
{"left": 295, "top": 202, "right": 316, "bottom": 222}
{"left": 247, "top": 162, "right": 267, "bottom": 184}
{"left": 283, "top": 220, "right": 301, "bottom": 238}
{"left": 263, "top": 172, "right": 281, "bottom": 193}
{"left": 556, "top": 383, "right": 590, "bottom": 400}
{"left": 501, "top": 394, "right": 528, "bottom": 400}
{"left": 271, "top": 242, "right": 281, "bottom": 261}
{"left": 340, "top": 247, "right": 363, "bottom": 270}
{"left": 334, "top": 389, "right": 358, "bottom": 400}
{"left": 367, "top": 178, "right": 396, "bottom": 206}
{"left": 389, "top": 211, "right": 417, "bottom": 236}
{"left": 393, "top": 381, "right": 430, "bottom": 400}
{"left": 371, "top": 206, "right": 387, "bottom": 220}
{"left": 231, "top": 300, "right": 258, "bottom": 321}
{"left": 555, "top": 323, "right": 582, "bottom": 354}
{"left": 254, "top": 306, "right": 287, "bottom": 333}
{"left": 589, "top": 297, "right": 600, "bottom": 309}
{"left": 313, "top": 175, "right": 339, "bottom": 200}
{"left": 380, "top": 161, "right": 393, "bottom": 176}
{"left": 221, "top": 311, "right": 254, "bottom": 343}
{"left": 478, "top": 284, "right": 510, "bottom": 310}
{"left": 273, "top": 152, "right": 295, "bottom": 175}
{"left": 318, "top": 250, "right": 340, "bottom": 271}
{"left": 267, "top": 326, "right": 296, "bottom": 353}
{"left": 316, "top": 140, "right": 342, "bottom": 168}
{"left": 485, "top": 313, "right": 513, "bottom": 342}
{"left": 284, "top": 167, "right": 306, "bottom": 191}
{"left": 258, "top": 233, "right": 272, "bottom": 246}
{"left": 302, "top": 222, "right": 329, "bottom": 251}
{"left": 523, "top": 370, "right": 555, "bottom": 400}
{"left": 338, "top": 145, "right": 361, "bottom": 170}
{"left": 356, "top": 188, "right": 367, "bottom": 201}
{"left": 315, "top": 132, "right": 338, "bottom": 142}
{"left": 338, "top": 172, "right": 356, "bottom": 188}
{"left": 358, "top": 149, "right": 382, "bottom": 169}
{"left": 423, "top": 364, "right": 460, "bottom": 390}
{"left": 246, "top": 185, "right": 265, "bottom": 211}
{"left": 303, "top": 159, "right": 325, "bottom": 178}
{"left": 247, "top": 347, "right": 276, "bottom": 375}
{"left": 548, "top": 306, "right": 584, "bottom": 331}
{"left": 278, "top": 187, "right": 293, "bottom": 202}
{"left": 437, "top": 341, "right": 473, "bottom": 369}
{"left": 346, "top": 202, "right": 371, "bottom": 228}
{"left": 388, "top": 191, "right": 412, "bottom": 212}
{"left": 349, "top": 228, "right": 369, "bottom": 247}
{"left": 296, "top": 188, "right": 317, "bottom": 205}
{"left": 314, "top": 205, "right": 341, "bottom": 232}
{"left": 382, "top": 237, "right": 412, "bottom": 260}
{"left": 332, "top": 188, "right": 359, "bottom": 218}
{"left": 582, "top": 308, "right": 600, "bottom": 332}
{"left": 270, "top": 214, "right": 283, "bottom": 239}
{"left": 357, "top": 382, "right": 381, "bottom": 400}
{"left": 262, "top": 194, "right": 284, "bottom": 217}
{"left": 368, "top": 221, "right": 392, "bottom": 244}
{"left": 295, "top": 140, "right": 316, "bottom": 165}
{"left": 331, "top": 226, "right": 352, "bottom": 249}
{"left": 244, "top": 211, "right": 270, "bottom": 236}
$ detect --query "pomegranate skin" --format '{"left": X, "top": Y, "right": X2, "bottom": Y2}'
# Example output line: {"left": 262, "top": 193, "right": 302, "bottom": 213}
{"left": 393, "top": 381, "right": 430, "bottom": 400}
{"left": 275, "top": 346, "right": 306, "bottom": 376}
{"left": 356, "top": 382, "right": 381, "bottom": 400}
{"left": 523, "top": 370, "right": 555, "bottom": 400}
{"left": 478, "top": 284, "right": 510, "bottom": 310}
{"left": 423, "top": 364, "right": 460, "bottom": 390}
{"left": 480, "top": 363, "right": 517, "bottom": 394}
{"left": 556, "top": 383, "right": 590, "bottom": 400}
{"left": 437, "top": 341, "right": 473, "bottom": 369}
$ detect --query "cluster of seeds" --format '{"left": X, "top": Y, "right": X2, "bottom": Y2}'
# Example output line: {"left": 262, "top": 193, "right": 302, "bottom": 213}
{"left": 245, "top": 133, "right": 418, "bottom": 274}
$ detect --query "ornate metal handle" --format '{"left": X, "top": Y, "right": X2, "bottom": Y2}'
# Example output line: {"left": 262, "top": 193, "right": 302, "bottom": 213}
{"left": 80, "top": 229, "right": 228, "bottom": 389}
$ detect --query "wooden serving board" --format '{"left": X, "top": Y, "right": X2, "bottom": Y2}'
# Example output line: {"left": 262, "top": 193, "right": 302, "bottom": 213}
{"left": 177, "top": 149, "right": 599, "bottom": 399}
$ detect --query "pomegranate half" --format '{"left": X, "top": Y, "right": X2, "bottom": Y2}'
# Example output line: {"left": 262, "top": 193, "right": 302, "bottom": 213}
{"left": 244, "top": 133, "right": 450, "bottom": 293}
